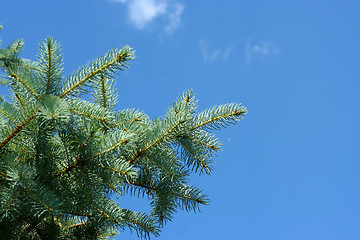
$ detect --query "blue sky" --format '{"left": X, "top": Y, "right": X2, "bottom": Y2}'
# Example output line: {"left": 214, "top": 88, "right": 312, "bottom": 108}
{"left": 1, "top": 0, "right": 360, "bottom": 239}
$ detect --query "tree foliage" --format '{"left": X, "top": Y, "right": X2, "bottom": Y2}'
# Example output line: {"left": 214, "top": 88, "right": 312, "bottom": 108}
{"left": 0, "top": 30, "right": 247, "bottom": 239}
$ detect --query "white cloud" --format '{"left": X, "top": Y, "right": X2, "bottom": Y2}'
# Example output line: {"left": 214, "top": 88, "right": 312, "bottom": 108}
{"left": 199, "top": 39, "right": 235, "bottom": 63}
{"left": 111, "top": 0, "right": 184, "bottom": 33}
{"left": 128, "top": 0, "right": 167, "bottom": 29}
{"left": 245, "top": 39, "right": 279, "bottom": 65}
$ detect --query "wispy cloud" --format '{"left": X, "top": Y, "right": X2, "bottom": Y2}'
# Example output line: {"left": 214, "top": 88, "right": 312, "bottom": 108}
{"left": 245, "top": 39, "right": 279, "bottom": 65}
{"left": 199, "top": 39, "right": 235, "bottom": 63}
{"left": 110, "top": 0, "right": 184, "bottom": 33}
{"left": 165, "top": 3, "right": 184, "bottom": 34}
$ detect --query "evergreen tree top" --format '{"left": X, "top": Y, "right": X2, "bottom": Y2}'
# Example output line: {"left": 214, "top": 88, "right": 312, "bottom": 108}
{"left": 0, "top": 34, "right": 247, "bottom": 239}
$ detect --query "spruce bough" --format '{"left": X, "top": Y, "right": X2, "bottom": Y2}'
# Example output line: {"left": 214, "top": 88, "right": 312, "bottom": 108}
{"left": 0, "top": 34, "right": 247, "bottom": 239}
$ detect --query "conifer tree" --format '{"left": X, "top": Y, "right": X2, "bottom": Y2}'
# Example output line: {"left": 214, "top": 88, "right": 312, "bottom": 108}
{"left": 0, "top": 29, "right": 247, "bottom": 239}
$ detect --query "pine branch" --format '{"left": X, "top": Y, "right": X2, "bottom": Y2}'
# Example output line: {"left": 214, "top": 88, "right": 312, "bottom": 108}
{"left": 60, "top": 136, "right": 71, "bottom": 166}
{"left": 187, "top": 130, "right": 221, "bottom": 151}
{"left": 56, "top": 133, "right": 130, "bottom": 177}
{"left": 64, "top": 123, "right": 83, "bottom": 148}
{"left": 2, "top": 186, "right": 18, "bottom": 214}
{"left": 54, "top": 156, "right": 82, "bottom": 178}
{"left": 22, "top": 186, "right": 54, "bottom": 213}
{"left": 24, "top": 63, "right": 42, "bottom": 72}
{"left": 91, "top": 131, "right": 129, "bottom": 158}
{"left": 80, "top": 165, "right": 94, "bottom": 205}
{"left": 8, "top": 72, "right": 40, "bottom": 101}
{"left": 120, "top": 209, "right": 160, "bottom": 238}
{"left": 145, "top": 154, "right": 174, "bottom": 176}
{"left": 89, "top": 163, "right": 131, "bottom": 176}
{"left": 83, "top": 130, "right": 96, "bottom": 145}
{"left": 14, "top": 93, "right": 29, "bottom": 115}
{"left": 169, "top": 89, "right": 198, "bottom": 116}
{"left": 37, "top": 38, "right": 63, "bottom": 96}
{"left": 38, "top": 95, "right": 70, "bottom": 122}
{"left": 92, "top": 200, "right": 159, "bottom": 238}
{"left": 91, "top": 75, "right": 118, "bottom": 111}
{"left": 7, "top": 39, "right": 24, "bottom": 56}
{"left": 46, "top": 42, "right": 52, "bottom": 94}
{"left": 92, "top": 204, "right": 118, "bottom": 223}
{"left": 126, "top": 181, "right": 207, "bottom": 206}
{"left": 59, "top": 46, "right": 134, "bottom": 98}
{"left": 0, "top": 107, "right": 17, "bottom": 125}
{"left": 68, "top": 98, "right": 111, "bottom": 123}
{"left": 71, "top": 109, "right": 108, "bottom": 122}
{"left": 174, "top": 184, "right": 210, "bottom": 211}
{"left": 0, "top": 111, "right": 38, "bottom": 150}
{"left": 105, "top": 182, "right": 124, "bottom": 196}
{"left": 109, "top": 109, "right": 149, "bottom": 132}
{"left": 98, "top": 232, "right": 117, "bottom": 238}
{"left": 101, "top": 77, "right": 107, "bottom": 108}
{"left": 128, "top": 119, "right": 184, "bottom": 164}
{"left": 177, "top": 137, "right": 213, "bottom": 174}
{"left": 129, "top": 182, "right": 153, "bottom": 191}
{"left": 176, "top": 192, "right": 207, "bottom": 205}
{"left": 191, "top": 103, "right": 247, "bottom": 131}
{"left": 64, "top": 221, "right": 88, "bottom": 229}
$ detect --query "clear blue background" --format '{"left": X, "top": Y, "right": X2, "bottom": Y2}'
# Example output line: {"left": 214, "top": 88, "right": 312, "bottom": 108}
{"left": 1, "top": 1, "right": 360, "bottom": 239}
